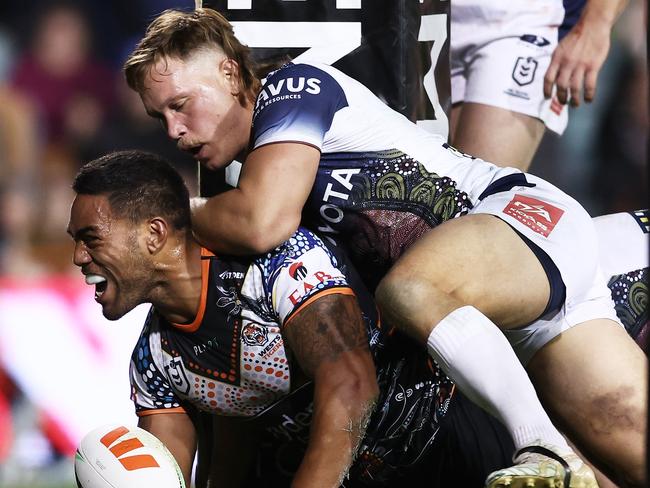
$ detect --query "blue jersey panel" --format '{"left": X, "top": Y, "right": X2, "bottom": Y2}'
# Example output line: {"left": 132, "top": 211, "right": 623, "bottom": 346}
{"left": 560, "top": 0, "right": 587, "bottom": 39}
{"left": 252, "top": 63, "right": 349, "bottom": 150}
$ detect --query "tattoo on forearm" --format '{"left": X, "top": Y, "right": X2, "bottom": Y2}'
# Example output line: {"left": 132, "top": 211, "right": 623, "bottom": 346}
{"left": 285, "top": 294, "right": 370, "bottom": 378}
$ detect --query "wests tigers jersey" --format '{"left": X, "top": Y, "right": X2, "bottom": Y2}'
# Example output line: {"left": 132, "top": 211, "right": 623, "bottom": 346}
{"left": 130, "top": 227, "right": 456, "bottom": 480}
{"left": 130, "top": 228, "right": 373, "bottom": 417}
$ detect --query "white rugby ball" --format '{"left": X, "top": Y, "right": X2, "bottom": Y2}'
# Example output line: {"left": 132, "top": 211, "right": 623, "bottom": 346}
{"left": 75, "top": 424, "right": 185, "bottom": 488}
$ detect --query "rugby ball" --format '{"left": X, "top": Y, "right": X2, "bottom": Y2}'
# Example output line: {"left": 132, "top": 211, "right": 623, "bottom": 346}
{"left": 75, "top": 424, "right": 185, "bottom": 488}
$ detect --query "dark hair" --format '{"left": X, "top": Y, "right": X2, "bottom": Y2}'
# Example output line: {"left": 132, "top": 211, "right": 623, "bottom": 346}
{"left": 124, "top": 8, "right": 261, "bottom": 106}
{"left": 73, "top": 150, "right": 191, "bottom": 230}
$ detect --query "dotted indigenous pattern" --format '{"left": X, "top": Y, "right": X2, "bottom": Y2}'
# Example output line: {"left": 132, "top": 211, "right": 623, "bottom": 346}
{"left": 261, "top": 227, "right": 340, "bottom": 277}
{"left": 131, "top": 295, "right": 294, "bottom": 417}
{"left": 322, "top": 149, "right": 473, "bottom": 227}
{"left": 130, "top": 312, "right": 181, "bottom": 412}
{"left": 256, "top": 227, "right": 349, "bottom": 313}
{"left": 182, "top": 346, "right": 291, "bottom": 416}
{"left": 609, "top": 267, "right": 649, "bottom": 352}
{"left": 305, "top": 150, "right": 474, "bottom": 290}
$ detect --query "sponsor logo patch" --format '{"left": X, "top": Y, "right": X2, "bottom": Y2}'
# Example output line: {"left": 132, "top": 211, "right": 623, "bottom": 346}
{"left": 520, "top": 34, "right": 550, "bottom": 47}
{"left": 242, "top": 322, "right": 269, "bottom": 347}
{"left": 288, "top": 270, "right": 334, "bottom": 305}
{"left": 219, "top": 270, "right": 245, "bottom": 280}
{"left": 512, "top": 57, "right": 538, "bottom": 86}
{"left": 289, "top": 261, "right": 308, "bottom": 281}
{"left": 503, "top": 195, "right": 564, "bottom": 237}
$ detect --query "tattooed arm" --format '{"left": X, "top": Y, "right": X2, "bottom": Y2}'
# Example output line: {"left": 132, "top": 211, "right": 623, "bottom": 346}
{"left": 283, "top": 293, "right": 379, "bottom": 488}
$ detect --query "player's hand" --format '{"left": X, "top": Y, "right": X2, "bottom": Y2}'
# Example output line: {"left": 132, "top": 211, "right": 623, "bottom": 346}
{"left": 543, "top": 19, "right": 611, "bottom": 107}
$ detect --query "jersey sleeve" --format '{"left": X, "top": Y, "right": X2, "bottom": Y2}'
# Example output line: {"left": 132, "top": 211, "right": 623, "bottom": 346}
{"left": 258, "top": 228, "right": 354, "bottom": 326}
{"left": 251, "top": 63, "right": 348, "bottom": 151}
{"left": 130, "top": 309, "right": 185, "bottom": 416}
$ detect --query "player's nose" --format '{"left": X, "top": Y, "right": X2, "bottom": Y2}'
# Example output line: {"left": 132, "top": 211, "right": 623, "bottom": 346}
{"left": 166, "top": 115, "right": 187, "bottom": 141}
{"left": 73, "top": 241, "right": 92, "bottom": 267}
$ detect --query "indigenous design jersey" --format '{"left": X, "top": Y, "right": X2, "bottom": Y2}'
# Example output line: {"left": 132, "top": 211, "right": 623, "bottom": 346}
{"left": 130, "top": 227, "right": 455, "bottom": 477}
{"left": 130, "top": 228, "right": 359, "bottom": 417}
{"left": 608, "top": 267, "right": 649, "bottom": 352}
{"left": 251, "top": 333, "right": 455, "bottom": 485}
{"left": 251, "top": 62, "right": 520, "bottom": 288}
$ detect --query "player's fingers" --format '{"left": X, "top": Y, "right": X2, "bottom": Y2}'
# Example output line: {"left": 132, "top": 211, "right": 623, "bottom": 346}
{"left": 569, "top": 66, "right": 585, "bottom": 107}
{"left": 554, "top": 66, "right": 572, "bottom": 105}
{"left": 583, "top": 69, "right": 598, "bottom": 103}
{"left": 544, "top": 60, "right": 559, "bottom": 99}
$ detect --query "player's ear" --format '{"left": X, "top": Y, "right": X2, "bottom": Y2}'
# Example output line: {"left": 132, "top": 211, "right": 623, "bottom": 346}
{"left": 222, "top": 58, "right": 241, "bottom": 96}
{"left": 145, "top": 217, "right": 168, "bottom": 254}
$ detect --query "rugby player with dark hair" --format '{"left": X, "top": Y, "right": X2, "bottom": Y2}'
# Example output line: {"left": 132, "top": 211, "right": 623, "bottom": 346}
{"left": 68, "top": 150, "right": 521, "bottom": 487}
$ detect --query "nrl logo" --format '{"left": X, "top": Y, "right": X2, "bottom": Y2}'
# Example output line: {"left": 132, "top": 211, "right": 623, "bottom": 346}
{"left": 165, "top": 356, "right": 190, "bottom": 395}
{"left": 512, "top": 57, "right": 538, "bottom": 86}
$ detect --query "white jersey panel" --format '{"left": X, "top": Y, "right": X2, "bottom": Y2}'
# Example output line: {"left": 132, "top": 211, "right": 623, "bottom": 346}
{"left": 452, "top": 0, "right": 566, "bottom": 43}
{"left": 252, "top": 61, "right": 519, "bottom": 204}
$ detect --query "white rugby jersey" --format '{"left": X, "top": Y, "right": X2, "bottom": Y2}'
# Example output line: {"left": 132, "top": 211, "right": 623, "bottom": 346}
{"left": 251, "top": 61, "right": 527, "bottom": 289}
{"left": 253, "top": 61, "right": 517, "bottom": 202}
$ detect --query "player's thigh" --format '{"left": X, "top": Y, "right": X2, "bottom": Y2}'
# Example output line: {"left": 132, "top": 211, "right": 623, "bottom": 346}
{"left": 380, "top": 214, "right": 550, "bottom": 330}
{"left": 451, "top": 102, "right": 545, "bottom": 170}
{"left": 527, "top": 318, "right": 647, "bottom": 479}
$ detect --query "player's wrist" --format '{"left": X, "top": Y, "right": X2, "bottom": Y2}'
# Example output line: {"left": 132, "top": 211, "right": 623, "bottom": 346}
{"left": 580, "top": 0, "right": 625, "bottom": 29}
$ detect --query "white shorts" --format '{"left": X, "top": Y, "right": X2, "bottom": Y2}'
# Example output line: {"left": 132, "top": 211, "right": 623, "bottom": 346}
{"left": 451, "top": 11, "right": 569, "bottom": 134}
{"left": 593, "top": 210, "right": 650, "bottom": 277}
{"left": 471, "top": 174, "right": 622, "bottom": 363}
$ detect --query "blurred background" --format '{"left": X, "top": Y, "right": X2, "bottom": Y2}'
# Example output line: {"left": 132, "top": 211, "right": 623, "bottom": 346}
{"left": 0, "top": 1, "right": 646, "bottom": 487}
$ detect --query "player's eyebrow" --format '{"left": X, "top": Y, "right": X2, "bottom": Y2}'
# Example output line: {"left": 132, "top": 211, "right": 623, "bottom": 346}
{"left": 145, "top": 108, "right": 162, "bottom": 119}
{"left": 145, "top": 94, "right": 184, "bottom": 119}
{"left": 67, "top": 225, "right": 97, "bottom": 240}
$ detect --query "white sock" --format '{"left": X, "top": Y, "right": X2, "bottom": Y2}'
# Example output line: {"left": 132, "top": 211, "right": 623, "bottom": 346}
{"left": 427, "top": 305, "right": 569, "bottom": 452}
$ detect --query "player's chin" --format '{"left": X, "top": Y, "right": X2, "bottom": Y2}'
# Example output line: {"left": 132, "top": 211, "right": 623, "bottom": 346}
{"left": 100, "top": 300, "right": 130, "bottom": 321}
{"left": 200, "top": 153, "right": 233, "bottom": 171}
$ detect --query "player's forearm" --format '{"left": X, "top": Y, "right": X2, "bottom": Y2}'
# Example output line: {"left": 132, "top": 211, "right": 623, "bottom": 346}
{"left": 138, "top": 413, "right": 196, "bottom": 488}
{"left": 191, "top": 191, "right": 299, "bottom": 255}
{"left": 580, "top": 0, "right": 628, "bottom": 29}
{"left": 292, "top": 377, "right": 377, "bottom": 488}
{"left": 285, "top": 294, "right": 379, "bottom": 487}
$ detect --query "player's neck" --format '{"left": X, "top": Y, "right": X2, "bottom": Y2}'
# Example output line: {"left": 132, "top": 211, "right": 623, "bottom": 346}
{"left": 151, "top": 238, "right": 204, "bottom": 325}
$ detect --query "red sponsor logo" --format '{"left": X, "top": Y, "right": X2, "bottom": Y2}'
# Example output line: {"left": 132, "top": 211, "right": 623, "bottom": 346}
{"left": 289, "top": 261, "right": 308, "bottom": 280}
{"left": 503, "top": 194, "right": 564, "bottom": 237}
{"left": 288, "top": 271, "right": 333, "bottom": 305}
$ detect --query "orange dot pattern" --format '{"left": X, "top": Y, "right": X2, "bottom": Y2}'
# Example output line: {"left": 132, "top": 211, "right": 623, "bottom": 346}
{"left": 162, "top": 324, "right": 292, "bottom": 416}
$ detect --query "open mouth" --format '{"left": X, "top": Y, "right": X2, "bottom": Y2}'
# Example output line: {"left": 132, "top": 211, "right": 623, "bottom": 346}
{"left": 85, "top": 274, "right": 108, "bottom": 300}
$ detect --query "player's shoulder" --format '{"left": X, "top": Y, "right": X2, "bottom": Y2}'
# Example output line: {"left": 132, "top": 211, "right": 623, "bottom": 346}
{"left": 264, "top": 61, "right": 341, "bottom": 83}
{"left": 258, "top": 61, "right": 347, "bottom": 102}
{"left": 253, "top": 228, "right": 342, "bottom": 279}
{"left": 258, "top": 227, "right": 336, "bottom": 264}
